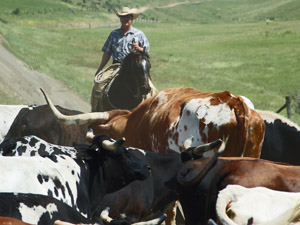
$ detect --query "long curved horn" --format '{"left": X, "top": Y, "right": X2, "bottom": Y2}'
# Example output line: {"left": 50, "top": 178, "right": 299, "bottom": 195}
{"left": 178, "top": 137, "right": 227, "bottom": 187}
{"left": 53, "top": 220, "right": 74, "bottom": 225}
{"left": 100, "top": 207, "right": 113, "bottom": 223}
{"left": 102, "top": 137, "right": 126, "bottom": 151}
{"left": 40, "top": 88, "right": 109, "bottom": 125}
{"left": 190, "top": 139, "right": 223, "bottom": 156}
{"left": 181, "top": 139, "right": 222, "bottom": 162}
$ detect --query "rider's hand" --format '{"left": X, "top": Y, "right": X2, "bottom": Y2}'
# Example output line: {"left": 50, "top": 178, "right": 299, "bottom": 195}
{"left": 132, "top": 43, "right": 143, "bottom": 52}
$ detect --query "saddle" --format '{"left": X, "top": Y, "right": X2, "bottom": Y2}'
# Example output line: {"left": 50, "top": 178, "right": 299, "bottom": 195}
{"left": 94, "top": 63, "right": 121, "bottom": 85}
{"left": 91, "top": 63, "right": 121, "bottom": 112}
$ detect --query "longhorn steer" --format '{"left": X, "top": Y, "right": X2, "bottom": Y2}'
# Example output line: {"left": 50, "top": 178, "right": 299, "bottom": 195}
{"left": 257, "top": 110, "right": 300, "bottom": 165}
{"left": 216, "top": 185, "right": 300, "bottom": 225}
{"left": 176, "top": 157, "right": 300, "bottom": 225}
{"left": 0, "top": 135, "right": 150, "bottom": 224}
{"left": 4, "top": 104, "right": 88, "bottom": 146}
{"left": 42, "top": 88, "right": 265, "bottom": 157}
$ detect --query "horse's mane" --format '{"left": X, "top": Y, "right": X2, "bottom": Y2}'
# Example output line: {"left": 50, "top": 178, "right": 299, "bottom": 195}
{"left": 120, "top": 51, "right": 150, "bottom": 74}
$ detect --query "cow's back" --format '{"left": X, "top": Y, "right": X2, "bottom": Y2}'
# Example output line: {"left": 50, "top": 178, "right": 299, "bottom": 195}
{"left": 258, "top": 110, "right": 300, "bottom": 165}
{"left": 124, "top": 88, "right": 265, "bottom": 157}
{"left": 5, "top": 104, "right": 88, "bottom": 146}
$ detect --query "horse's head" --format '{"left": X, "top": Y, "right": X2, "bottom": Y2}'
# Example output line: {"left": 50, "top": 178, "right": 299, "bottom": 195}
{"left": 121, "top": 50, "right": 151, "bottom": 96}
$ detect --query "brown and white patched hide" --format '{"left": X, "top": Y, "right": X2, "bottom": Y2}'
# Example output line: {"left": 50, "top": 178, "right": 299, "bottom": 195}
{"left": 119, "top": 88, "right": 265, "bottom": 157}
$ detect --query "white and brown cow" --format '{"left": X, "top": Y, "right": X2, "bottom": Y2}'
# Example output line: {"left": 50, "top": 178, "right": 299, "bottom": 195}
{"left": 216, "top": 185, "right": 300, "bottom": 225}
{"left": 42, "top": 88, "right": 265, "bottom": 158}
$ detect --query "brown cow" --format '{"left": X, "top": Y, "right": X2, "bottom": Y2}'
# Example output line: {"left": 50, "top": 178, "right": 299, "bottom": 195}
{"left": 4, "top": 104, "right": 88, "bottom": 146}
{"left": 176, "top": 157, "right": 300, "bottom": 225}
{"left": 0, "top": 217, "right": 32, "bottom": 225}
{"left": 41, "top": 88, "right": 265, "bottom": 158}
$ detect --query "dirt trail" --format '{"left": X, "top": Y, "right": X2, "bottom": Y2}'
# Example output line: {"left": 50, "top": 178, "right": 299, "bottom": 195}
{"left": 0, "top": 38, "right": 90, "bottom": 112}
{"left": 140, "top": 1, "right": 204, "bottom": 12}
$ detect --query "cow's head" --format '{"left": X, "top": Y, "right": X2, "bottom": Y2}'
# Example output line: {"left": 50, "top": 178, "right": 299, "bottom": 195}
{"left": 177, "top": 138, "right": 225, "bottom": 187}
{"left": 74, "top": 134, "right": 151, "bottom": 219}
{"left": 75, "top": 134, "right": 151, "bottom": 194}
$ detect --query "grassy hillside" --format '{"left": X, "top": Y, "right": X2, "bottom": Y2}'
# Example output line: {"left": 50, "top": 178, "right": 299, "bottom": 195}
{"left": 0, "top": 0, "right": 300, "bottom": 123}
{"left": 2, "top": 0, "right": 299, "bottom": 26}
{"left": 143, "top": 0, "right": 300, "bottom": 23}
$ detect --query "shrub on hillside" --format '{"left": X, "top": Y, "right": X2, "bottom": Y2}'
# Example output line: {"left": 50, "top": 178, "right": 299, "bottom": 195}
{"left": 11, "top": 8, "right": 20, "bottom": 15}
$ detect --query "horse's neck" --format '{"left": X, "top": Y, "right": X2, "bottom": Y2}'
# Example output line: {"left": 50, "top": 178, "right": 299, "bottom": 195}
{"left": 107, "top": 71, "right": 141, "bottom": 110}
{"left": 118, "top": 66, "right": 138, "bottom": 94}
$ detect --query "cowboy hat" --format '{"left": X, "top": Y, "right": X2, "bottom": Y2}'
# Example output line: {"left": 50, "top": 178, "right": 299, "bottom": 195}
{"left": 116, "top": 7, "right": 139, "bottom": 19}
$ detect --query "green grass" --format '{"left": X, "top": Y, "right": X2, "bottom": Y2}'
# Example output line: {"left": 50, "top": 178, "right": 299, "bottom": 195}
{"left": 142, "top": 0, "right": 300, "bottom": 24}
{"left": 0, "top": 0, "right": 300, "bottom": 124}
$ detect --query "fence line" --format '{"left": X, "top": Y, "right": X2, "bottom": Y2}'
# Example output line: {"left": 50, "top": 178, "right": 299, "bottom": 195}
{"left": 276, "top": 96, "right": 291, "bottom": 118}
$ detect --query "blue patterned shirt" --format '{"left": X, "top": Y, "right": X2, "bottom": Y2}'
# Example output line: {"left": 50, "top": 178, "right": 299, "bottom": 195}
{"left": 102, "top": 26, "right": 150, "bottom": 62}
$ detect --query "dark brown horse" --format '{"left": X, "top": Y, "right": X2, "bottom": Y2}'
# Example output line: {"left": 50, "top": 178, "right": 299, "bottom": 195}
{"left": 102, "top": 50, "right": 153, "bottom": 111}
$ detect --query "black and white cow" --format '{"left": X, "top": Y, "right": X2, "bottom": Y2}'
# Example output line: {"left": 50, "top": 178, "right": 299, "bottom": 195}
{"left": 0, "top": 134, "right": 150, "bottom": 223}
{"left": 0, "top": 193, "right": 165, "bottom": 225}
{"left": 0, "top": 135, "right": 78, "bottom": 157}
{"left": 257, "top": 110, "right": 300, "bottom": 165}
{"left": 0, "top": 134, "right": 221, "bottom": 225}
{"left": 0, "top": 193, "right": 92, "bottom": 225}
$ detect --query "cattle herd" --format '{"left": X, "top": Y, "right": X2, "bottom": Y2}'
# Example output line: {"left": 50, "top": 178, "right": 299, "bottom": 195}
{"left": 0, "top": 87, "right": 300, "bottom": 225}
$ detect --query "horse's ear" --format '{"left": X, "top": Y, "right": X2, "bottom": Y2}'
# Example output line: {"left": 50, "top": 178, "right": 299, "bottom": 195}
{"left": 130, "top": 38, "right": 136, "bottom": 53}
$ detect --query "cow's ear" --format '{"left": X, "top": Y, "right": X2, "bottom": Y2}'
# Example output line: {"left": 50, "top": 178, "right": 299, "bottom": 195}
{"left": 181, "top": 151, "right": 194, "bottom": 162}
{"left": 73, "top": 142, "right": 97, "bottom": 159}
{"left": 177, "top": 163, "right": 199, "bottom": 186}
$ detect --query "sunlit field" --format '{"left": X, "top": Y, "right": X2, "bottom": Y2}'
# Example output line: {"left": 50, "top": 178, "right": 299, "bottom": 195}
{"left": 0, "top": 0, "right": 299, "bottom": 123}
